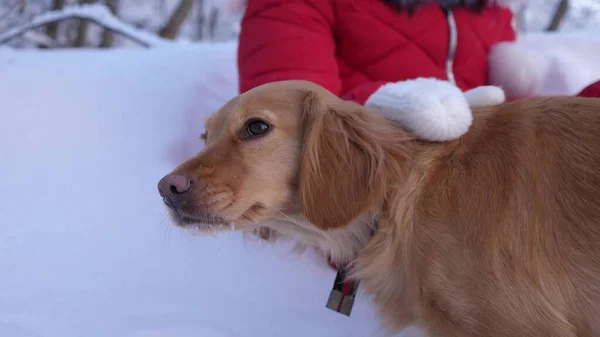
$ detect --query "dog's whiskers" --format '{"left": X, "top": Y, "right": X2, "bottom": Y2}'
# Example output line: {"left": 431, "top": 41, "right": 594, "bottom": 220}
{"left": 156, "top": 210, "right": 175, "bottom": 242}
{"left": 216, "top": 231, "right": 232, "bottom": 254}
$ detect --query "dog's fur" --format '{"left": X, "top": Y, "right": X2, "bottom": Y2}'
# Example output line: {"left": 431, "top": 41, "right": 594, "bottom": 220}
{"left": 161, "top": 80, "right": 600, "bottom": 337}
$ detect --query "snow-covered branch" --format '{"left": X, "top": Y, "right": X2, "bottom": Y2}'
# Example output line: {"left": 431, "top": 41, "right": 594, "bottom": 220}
{"left": 0, "top": 3, "right": 172, "bottom": 48}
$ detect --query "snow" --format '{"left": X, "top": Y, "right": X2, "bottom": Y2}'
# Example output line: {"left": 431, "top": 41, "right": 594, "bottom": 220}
{"left": 2, "top": 0, "right": 600, "bottom": 49}
{"left": 0, "top": 42, "right": 393, "bottom": 337}
{"left": 518, "top": 30, "right": 600, "bottom": 95}
{"left": 522, "top": 0, "right": 600, "bottom": 32}
{"left": 0, "top": 4, "right": 171, "bottom": 48}
{"left": 490, "top": 29, "right": 600, "bottom": 97}
{"left": 0, "top": 1, "right": 243, "bottom": 48}
{"left": 1, "top": 28, "right": 600, "bottom": 337}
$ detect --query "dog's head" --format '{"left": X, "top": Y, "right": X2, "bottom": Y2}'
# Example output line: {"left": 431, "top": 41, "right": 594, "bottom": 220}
{"left": 158, "top": 80, "right": 412, "bottom": 241}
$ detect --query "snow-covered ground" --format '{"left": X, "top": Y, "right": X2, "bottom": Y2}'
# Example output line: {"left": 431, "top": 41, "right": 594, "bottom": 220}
{"left": 0, "top": 43, "right": 394, "bottom": 337}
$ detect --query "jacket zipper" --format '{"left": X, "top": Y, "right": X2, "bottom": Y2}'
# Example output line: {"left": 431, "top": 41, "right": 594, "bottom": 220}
{"left": 444, "top": 8, "right": 458, "bottom": 86}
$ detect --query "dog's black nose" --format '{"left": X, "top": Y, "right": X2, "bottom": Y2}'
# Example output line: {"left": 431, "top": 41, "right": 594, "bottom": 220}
{"left": 157, "top": 173, "right": 194, "bottom": 209}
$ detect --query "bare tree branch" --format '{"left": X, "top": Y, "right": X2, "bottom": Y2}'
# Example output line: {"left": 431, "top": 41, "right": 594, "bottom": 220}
{"left": 0, "top": 4, "right": 170, "bottom": 47}
{"left": 100, "top": 0, "right": 118, "bottom": 48}
{"left": 74, "top": 0, "right": 97, "bottom": 47}
{"left": 46, "top": 0, "right": 65, "bottom": 40}
{"left": 207, "top": 6, "right": 219, "bottom": 40}
{"left": 546, "top": 0, "right": 569, "bottom": 32}
{"left": 196, "top": 0, "right": 205, "bottom": 40}
{"left": 158, "top": 0, "right": 194, "bottom": 39}
{"left": 74, "top": 20, "right": 89, "bottom": 46}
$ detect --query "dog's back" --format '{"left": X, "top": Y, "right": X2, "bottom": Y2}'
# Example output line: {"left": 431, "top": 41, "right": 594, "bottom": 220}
{"left": 390, "top": 97, "right": 600, "bottom": 337}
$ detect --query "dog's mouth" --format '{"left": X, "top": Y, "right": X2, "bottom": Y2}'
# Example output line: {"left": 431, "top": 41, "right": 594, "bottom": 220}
{"left": 168, "top": 209, "right": 233, "bottom": 232}
{"left": 163, "top": 200, "right": 275, "bottom": 235}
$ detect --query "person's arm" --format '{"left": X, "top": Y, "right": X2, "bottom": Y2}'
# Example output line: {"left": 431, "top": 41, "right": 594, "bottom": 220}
{"left": 341, "top": 81, "right": 390, "bottom": 105}
{"left": 237, "top": 0, "right": 341, "bottom": 95}
{"left": 578, "top": 81, "right": 600, "bottom": 98}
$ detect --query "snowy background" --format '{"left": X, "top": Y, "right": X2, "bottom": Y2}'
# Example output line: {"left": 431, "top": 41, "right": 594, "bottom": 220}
{"left": 1, "top": 0, "right": 600, "bottom": 48}
{"left": 1, "top": 1, "right": 600, "bottom": 337}
{"left": 0, "top": 42, "right": 395, "bottom": 337}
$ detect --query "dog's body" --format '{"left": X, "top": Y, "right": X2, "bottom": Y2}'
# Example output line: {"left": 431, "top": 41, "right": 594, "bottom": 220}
{"left": 354, "top": 97, "right": 600, "bottom": 336}
{"left": 158, "top": 81, "right": 600, "bottom": 337}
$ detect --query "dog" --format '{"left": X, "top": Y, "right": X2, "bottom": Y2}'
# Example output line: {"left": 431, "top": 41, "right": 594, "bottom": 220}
{"left": 158, "top": 80, "right": 600, "bottom": 337}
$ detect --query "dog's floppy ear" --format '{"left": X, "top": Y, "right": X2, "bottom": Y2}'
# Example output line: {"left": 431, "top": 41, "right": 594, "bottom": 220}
{"left": 299, "top": 91, "right": 391, "bottom": 230}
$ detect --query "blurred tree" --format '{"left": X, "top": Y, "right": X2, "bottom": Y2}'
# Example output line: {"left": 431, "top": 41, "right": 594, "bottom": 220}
{"left": 207, "top": 5, "right": 218, "bottom": 39}
{"left": 46, "top": 0, "right": 65, "bottom": 40}
{"left": 195, "top": 0, "right": 204, "bottom": 40}
{"left": 100, "top": 0, "right": 118, "bottom": 47}
{"left": 74, "top": 0, "right": 95, "bottom": 47}
{"left": 3, "top": 0, "right": 597, "bottom": 49}
{"left": 158, "top": 0, "right": 193, "bottom": 39}
{"left": 547, "top": 0, "right": 570, "bottom": 31}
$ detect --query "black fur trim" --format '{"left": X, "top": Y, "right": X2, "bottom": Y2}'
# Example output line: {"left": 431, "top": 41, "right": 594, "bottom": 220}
{"left": 381, "top": 0, "right": 486, "bottom": 13}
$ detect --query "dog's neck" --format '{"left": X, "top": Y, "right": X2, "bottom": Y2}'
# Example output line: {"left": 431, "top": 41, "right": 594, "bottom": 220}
{"left": 256, "top": 126, "right": 438, "bottom": 265}
{"left": 262, "top": 211, "right": 378, "bottom": 265}
{"left": 258, "top": 142, "right": 427, "bottom": 265}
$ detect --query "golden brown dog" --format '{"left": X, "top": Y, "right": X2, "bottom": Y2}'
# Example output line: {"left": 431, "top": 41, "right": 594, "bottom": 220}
{"left": 158, "top": 80, "right": 600, "bottom": 337}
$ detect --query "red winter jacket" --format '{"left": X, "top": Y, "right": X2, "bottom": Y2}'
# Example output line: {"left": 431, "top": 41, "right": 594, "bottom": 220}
{"left": 238, "top": 0, "right": 517, "bottom": 104}
{"left": 578, "top": 81, "right": 600, "bottom": 98}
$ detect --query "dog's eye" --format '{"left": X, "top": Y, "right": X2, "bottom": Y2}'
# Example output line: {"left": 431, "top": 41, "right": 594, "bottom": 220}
{"left": 245, "top": 120, "right": 270, "bottom": 137}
